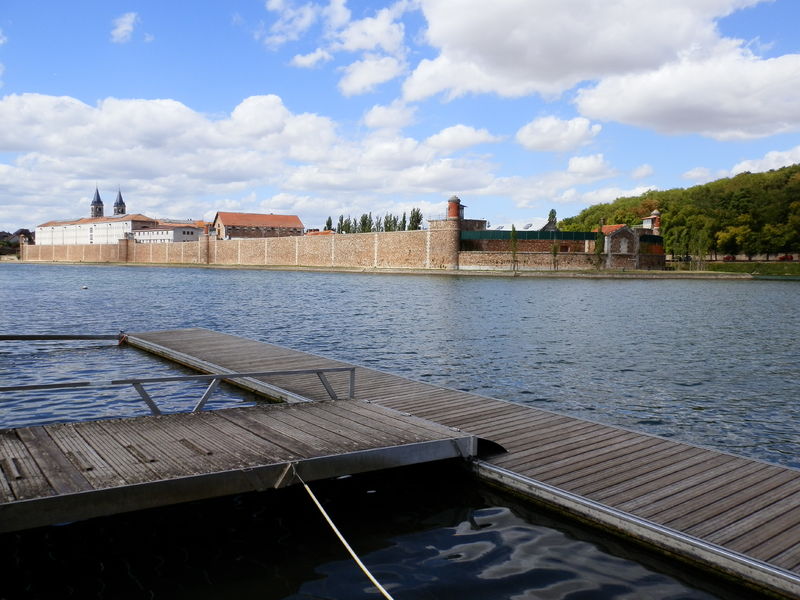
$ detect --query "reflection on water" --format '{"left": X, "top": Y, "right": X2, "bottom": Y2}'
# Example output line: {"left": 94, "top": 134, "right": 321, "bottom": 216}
{"left": 0, "top": 464, "right": 756, "bottom": 600}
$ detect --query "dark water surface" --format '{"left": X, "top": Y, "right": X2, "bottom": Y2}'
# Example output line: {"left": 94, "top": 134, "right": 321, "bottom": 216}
{"left": 1, "top": 263, "right": 797, "bottom": 599}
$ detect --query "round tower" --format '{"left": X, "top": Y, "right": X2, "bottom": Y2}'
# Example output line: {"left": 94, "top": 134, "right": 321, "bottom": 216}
{"left": 114, "top": 188, "right": 126, "bottom": 215}
{"left": 447, "top": 195, "right": 464, "bottom": 220}
{"left": 90, "top": 187, "right": 104, "bottom": 218}
{"left": 651, "top": 209, "right": 661, "bottom": 235}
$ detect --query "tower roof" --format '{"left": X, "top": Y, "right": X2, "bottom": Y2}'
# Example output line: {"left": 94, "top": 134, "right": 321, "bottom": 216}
{"left": 91, "top": 187, "right": 103, "bottom": 206}
{"left": 114, "top": 189, "right": 125, "bottom": 207}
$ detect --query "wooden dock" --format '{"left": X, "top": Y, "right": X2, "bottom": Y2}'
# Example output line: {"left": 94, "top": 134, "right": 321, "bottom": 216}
{"left": 0, "top": 399, "right": 477, "bottom": 533}
{"left": 120, "top": 328, "right": 800, "bottom": 598}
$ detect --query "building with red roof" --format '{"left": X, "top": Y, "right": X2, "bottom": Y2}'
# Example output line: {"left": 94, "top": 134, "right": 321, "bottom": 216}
{"left": 212, "top": 212, "right": 304, "bottom": 240}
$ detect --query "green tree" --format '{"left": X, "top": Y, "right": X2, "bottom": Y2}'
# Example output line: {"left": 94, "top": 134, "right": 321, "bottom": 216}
{"left": 358, "top": 213, "right": 374, "bottom": 233}
{"left": 408, "top": 208, "right": 423, "bottom": 230}
{"left": 400, "top": 212, "right": 407, "bottom": 231}
{"left": 716, "top": 229, "right": 739, "bottom": 255}
{"left": 594, "top": 224, "right": 605, "bottom": 269}
{"left": 324, "top": 216, "right": 333, "bottom": 231}
{"left": 383, "top": 213, "right": 398, "bottom": 232}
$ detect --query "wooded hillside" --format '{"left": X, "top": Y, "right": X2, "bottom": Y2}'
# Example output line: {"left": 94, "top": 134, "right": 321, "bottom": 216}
{"left": 559, "top": 164, "right": 800, "bottom": 258}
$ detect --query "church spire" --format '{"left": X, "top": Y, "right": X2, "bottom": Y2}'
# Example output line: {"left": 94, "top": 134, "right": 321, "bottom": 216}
{"left": 113, "top": 187, "right": 126, "bottom": 215}
{"left": 90, "top": 187, "right": 104, "bottom": 218}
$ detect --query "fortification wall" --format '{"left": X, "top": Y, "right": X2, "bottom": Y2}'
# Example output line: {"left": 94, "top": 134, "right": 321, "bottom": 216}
{"left": 458, "top": 251, "right": 599, "bottom": 271}
{"left": 22, "top": 242, "right": 122, "bottom": 263}
{"left": 376, "top": 231, "right": 428, "bottom": 268}
{"left": 328, "top": 234, "right": 374, "bottom": 268}
{"left": 21, "top": 228, "right": 665, "bottom": 271}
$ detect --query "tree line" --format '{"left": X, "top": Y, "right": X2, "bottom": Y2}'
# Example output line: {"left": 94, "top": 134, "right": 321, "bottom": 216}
{"left": 559, "top": 164, "right": 800, "bottom": 258}
{"left": 323, "top": 208, "right": 423, "bottom": 233}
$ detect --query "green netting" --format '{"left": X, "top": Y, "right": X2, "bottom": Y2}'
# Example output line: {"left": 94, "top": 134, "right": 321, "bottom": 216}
{"left": 461, "top": 230, "right": 597, "bottom": 241}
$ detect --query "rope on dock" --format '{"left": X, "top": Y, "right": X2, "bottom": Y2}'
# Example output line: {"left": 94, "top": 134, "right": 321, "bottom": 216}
{"left": 293, "top": 465, "right": 396, "bottom": 600}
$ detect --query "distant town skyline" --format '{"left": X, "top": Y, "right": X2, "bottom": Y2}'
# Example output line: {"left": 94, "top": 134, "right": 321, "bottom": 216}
{"left": 1, "top": 1, "right": 799, "bottom": 232}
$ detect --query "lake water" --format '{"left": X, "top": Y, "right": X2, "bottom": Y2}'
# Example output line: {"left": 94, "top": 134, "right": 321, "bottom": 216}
{"left": 1, "top": 263, "right": 797, "bottom": 599}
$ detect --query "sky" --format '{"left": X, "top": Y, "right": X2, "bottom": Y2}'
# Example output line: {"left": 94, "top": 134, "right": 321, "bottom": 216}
{"left": 1, "top": 0, "right": 799, "bottom": 233}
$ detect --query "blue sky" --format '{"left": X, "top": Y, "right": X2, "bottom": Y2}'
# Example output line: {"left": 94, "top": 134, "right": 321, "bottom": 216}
{"left": 1, "top": 0, "right": 799, "bottom": 232}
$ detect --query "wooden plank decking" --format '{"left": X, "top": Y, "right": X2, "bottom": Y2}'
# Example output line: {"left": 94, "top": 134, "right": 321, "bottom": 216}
{"left": 123, "top": 328, "right": 800, "bottom": 598}
{"left": 0, "top": 399, "right": 477, "bottom": 533}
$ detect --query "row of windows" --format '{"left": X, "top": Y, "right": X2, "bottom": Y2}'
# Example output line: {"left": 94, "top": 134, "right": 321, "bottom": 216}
{"left": 225, "top": 226, "right": 300, "bottom": 231}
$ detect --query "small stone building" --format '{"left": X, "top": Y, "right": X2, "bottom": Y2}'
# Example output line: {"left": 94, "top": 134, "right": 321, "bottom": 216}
{"left": 212, "top": 212, "right": 304, "bottom": 240}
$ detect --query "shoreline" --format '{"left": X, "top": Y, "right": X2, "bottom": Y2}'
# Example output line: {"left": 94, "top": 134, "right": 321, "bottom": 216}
{"left": 5, "top": 260, "right": 758, "bottom": 280}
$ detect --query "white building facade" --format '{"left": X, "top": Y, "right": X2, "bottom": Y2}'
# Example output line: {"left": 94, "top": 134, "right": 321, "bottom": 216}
{"left": 34, "top": 188, "right": 203, "bottom": 245}
{"left": 35, "top": 214, "right": 160, "bottom": 245}
{"left": 132, "top": 225, "right": 203, "bottom": 243}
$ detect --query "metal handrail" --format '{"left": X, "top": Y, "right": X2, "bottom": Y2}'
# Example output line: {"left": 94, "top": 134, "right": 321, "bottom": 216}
{"left": 0, "top": 367, "right": 357, "bottom": 415}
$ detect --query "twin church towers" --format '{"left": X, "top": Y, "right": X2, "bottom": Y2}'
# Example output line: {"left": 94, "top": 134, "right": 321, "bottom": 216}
{"left": 90, "top": 187, "right": 126, "bottom": 218}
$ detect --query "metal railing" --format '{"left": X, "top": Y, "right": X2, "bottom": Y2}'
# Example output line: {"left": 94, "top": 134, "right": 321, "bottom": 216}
{"left": 0, "top": 367, "right": 357, "bottom": 415}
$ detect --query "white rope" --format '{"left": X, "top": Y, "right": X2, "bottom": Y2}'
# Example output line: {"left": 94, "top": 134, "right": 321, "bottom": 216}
{"left": 295, "top": 467, "right": 395, "bottom": 600}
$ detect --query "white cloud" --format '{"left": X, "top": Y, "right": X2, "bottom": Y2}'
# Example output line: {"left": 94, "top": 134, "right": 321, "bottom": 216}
{"left": 0, "top": 27, "right": 7, "bottom": 45}
{"left": 403, "top": 54, "right": 546, "bottom": 102}
{"left": 406, "top": 0, "right": 766, "bottom": 101}
{"left": 631, "top": 164, "right": 654, "bottom": 179}
{"left": 338, "top": 55, "right": 404, "bottom": 95}
{"left": 262, "top": 1, "right": 319, "bottom": 47}
{"left": 425, "top": 124, "right": 502, "bottom": 152}
{"left": 576, "top": 40, "right": 800, "bottom": 140}
{"left": 730, "top": 145, "right": 800, "bottom": 174}
{"left": 0, "top": 92, "right": 507, "bottom": 230}
{"left": 333, "top": 6, "right": 406, "bottom": 56}
{"left": 291, "top": 48, "right": 333, "bottom": 67}
{"left": 683, "top": 166, "right": 714, "bottom": 182}
{"left": 363, "top": 100, "right": 416, "bottom": 130}
{"left": 400, "top": 1, "right": 800, "bottom": 141}
{"left": 111, "top": 12, "right": 139, "bottom": 44}
{"left": 516, "top": 116, "right": 600, "bottom": 152}
{"left": 483, "top": 154, "right": 620, "bottom": 211}
{"left": 567, "top": 154, "right": 613, "bottom": 178}
{"left": 579, "top": 185, "right": 656, "bottom": 206}
{"left": 323, "top": 0, "right": 351, "bottom": 30}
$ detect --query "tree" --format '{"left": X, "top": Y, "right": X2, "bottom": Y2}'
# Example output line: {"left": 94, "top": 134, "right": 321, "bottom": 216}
{"left": 408, "top": 208, "right": 423, "bottom": 230}
{"left": 400, "top": 212, "right": 407, "bottom": 231}
{"left": 716, "top": 229, "right": 739, "bottom": 255}
{"left": 594, "top": 223, "right": 605, "bottom": 269}
{"left": 358, "top": 213, "right": 374, "bottom": 233}
{"left": 324, "top": 216, "right": 333, "bottom": 231}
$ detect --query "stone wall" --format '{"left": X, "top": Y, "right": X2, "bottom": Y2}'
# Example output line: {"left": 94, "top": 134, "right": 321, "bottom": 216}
{"left": 21, "top": 227, "right": 665, "bottom": 271}
{"left": 458, "top": 251, "right": 599, "bottom": 271}
{"left": 22, "top": 242, "right": 122, "bottom": 263}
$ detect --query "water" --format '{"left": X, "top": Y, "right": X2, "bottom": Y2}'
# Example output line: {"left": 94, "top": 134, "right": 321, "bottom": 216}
{"left": 1, "top": 263, "right": 797, "bottom": 599}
